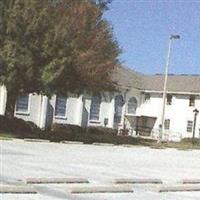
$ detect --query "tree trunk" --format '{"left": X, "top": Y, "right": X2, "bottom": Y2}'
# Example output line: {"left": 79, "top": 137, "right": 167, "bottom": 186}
{"left": 5, "top": 91, "right": 17, "bottom": 119}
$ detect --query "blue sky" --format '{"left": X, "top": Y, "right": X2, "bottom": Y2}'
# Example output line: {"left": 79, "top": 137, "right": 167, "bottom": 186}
{"left": 104, "top": 0, "right": 200, "bottom": 74}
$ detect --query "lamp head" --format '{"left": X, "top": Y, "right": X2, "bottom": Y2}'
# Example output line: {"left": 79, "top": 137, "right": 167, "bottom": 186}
{"left": 193, "top": 108, "right": 199, "bottom": 114}
{"left": 170, "top": 34, "right": 180, "bottom": 40}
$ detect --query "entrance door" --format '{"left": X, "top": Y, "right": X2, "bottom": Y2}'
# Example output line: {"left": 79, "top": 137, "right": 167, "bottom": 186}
{"left": 114, "top": 95, "right": 124, "bottom": 129}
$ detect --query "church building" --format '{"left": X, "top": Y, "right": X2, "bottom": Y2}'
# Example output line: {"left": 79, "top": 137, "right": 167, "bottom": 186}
{"left": 1, "top": 66, "right": 200, "bottom": 141}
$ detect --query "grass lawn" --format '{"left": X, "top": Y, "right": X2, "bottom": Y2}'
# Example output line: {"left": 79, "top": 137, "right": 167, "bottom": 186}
{"left": 149, "top": 139, "right": 200, "bottom": 150}
{"left": 0, "top": 130, "right": 200, "bottom": 150}
{"left": 0, "top": 132, "right": 17, "bottom": 140}
{"left": 164, "top": 141, "right": 200, "bottom": 150}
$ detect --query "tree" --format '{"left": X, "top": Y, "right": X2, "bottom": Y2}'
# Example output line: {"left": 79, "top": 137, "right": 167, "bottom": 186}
{"left": 0, "top": 0, "right": 120, "bottom": 117}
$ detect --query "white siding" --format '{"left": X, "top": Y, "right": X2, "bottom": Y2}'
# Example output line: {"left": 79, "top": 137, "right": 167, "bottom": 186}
{"left": 0, "top": 85, "right": 6, "bottom": 115}
{"left": 14, "top": 94, "right": 43, "bottom": 127}
{"left": 49, "top": 94, "right": 82, "bottom": 126}
{"left": 138, "top": 93, "right": 200, "bottom": 140}
{"left": 1, "top": 83, "right": 200, "bottom": 141}
{"left": 88, "top": 93, "right": 113, "bottom": 128}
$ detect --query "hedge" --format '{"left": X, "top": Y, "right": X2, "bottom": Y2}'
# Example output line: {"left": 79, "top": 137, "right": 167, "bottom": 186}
{"left": 181, "top": 138, "right": 200, "bottom": 145}
{"left": 0, "top": 115, "right": 42, "bottom": 138}
{"left": 0, "top": 116, "right": 156, "bottom": 145}
{"left": 49, "top": 124, "right": 118, "bottom": 143}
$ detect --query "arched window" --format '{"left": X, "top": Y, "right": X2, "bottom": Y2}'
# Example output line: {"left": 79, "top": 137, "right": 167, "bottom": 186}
{"left": 127, "top": 97, "right": 137, "bottom": 114}
{"left": 90, "top": 94, "right": 101, "bottom": 120}
{"left": 114, "top": 95, "right": 124, "bottom": 123}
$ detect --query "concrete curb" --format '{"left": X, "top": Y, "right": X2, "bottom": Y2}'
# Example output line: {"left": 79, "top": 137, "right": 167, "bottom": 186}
{"left": 92, "top": 143, "right": 114, "bottom": 146}
{"left": 24, "top": 138, "right": 50, "bottom": 143}
{"left": 158, "top": 185, "right": 200, "bottom": 192}
{"left": 120, "top": 144, "right": 137, "bottom": 148}
{"left": 182, "top": 179, "right": 200, "bottom": 184}
{"left": 12, "top": 139, "right": 24, "bottom": 142}
{"left": 177, "top": 148, "right": 192, "bottom": 151}
{"left": 149, "top": 146, "right": 166, "bottom": 149}
{"left": 0, "top": 137, "right": 13, "bottom": 141}
{"left": 114, "top": 178, "right": 162, "bottom": 184}
{"left": 0, "top": 185, "right": 37, "bottom": 194}
{"left": 68, "top": 185, "right": 133, "bottom": 193}
{"left": 61, "top": 141, "right": 83, "bottom": 145}
{"left": 26, "top": 177, "right": 89, "bottom": 184}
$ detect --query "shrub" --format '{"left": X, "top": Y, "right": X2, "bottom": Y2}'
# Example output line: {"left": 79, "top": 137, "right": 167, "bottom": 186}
{"left": 84, "top": 126, "right": 118, "bottom": 144}
{"left": 25, "top": 121, "right": 44, "bottom": 138}
{"left": 0, "top": 115, "right": 10, "bottom": 132}
{"left": 50, "top": 123, "right": 84, "bottom": 142}
{"left": 10, "top": 118, "right": 33, "bottom": 135}
{"left": 26, "top": 121, "right": 41, "bottom": 132}
{"left": 86, "top": 126, "right": 117, "bottom": 136}
{"left": 49, "top": 125, "right": 118, "bottom": 143}
{"left": 181, "top": 138, "right": 200, "bottom": 145}
{"left": 0, "top": 115, "right": 157, "bottom": 146}
{"left": 0, "top": 115, "right": 41, "bottom": 138}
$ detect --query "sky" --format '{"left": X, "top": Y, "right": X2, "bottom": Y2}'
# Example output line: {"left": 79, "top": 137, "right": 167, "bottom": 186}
{"left": 104, "top": 0, "right": 200, "bottom": 75}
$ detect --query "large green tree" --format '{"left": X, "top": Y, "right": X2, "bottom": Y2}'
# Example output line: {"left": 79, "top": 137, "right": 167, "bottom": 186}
{"left": 0, "top": 0, "right": 120, "bottom": 117}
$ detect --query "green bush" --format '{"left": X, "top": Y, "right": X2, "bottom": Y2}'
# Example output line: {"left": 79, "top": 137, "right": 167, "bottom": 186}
{"left": 0, "top": 115, "right": 10, "bottom": 132}
{"left": 49, "top": 125, "right": 118, "bottom": 143}
{"left": 0, "top": 115, "right": 42, "bottom": 138}
{"left": 51, "top": 123, "right": 83, "bottom": 133}
{"left": 181, "top": 138, "right": 200, "bottom": 145}
{"left": 50, "top": 123, "right": 84, "bottom": 142}
{"left": 86, "top": 126, "right": 117, "bottom": 136}
{"left": 10, "top": 118, "right": 34, "bottom": 136}
{"left": 84, "top": 126, "right": 118, "bottom": 144}
{"left": 0, "top": 116, "right": 157, "bottom": 146}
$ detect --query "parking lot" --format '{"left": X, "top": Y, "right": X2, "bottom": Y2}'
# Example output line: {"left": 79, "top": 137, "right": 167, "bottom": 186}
{"left": 1, "top": 139, "right": 200, "bottom": 199}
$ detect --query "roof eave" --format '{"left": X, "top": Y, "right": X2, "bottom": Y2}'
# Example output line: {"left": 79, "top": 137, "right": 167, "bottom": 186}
{"left": 140, "top": 89, "right": 200, "bottom": 95}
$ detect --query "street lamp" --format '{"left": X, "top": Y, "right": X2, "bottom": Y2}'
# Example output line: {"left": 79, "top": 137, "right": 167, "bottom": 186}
{"left": 159, "top": 34, "right": 180, "bottom": 142}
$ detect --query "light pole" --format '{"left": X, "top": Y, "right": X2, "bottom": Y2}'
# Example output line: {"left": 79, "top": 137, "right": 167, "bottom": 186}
{"left": 159, "top": 34, "right": 180, "bottom": 142}
{"left": 192, "top": 108, "right": 199, "bottom": 144}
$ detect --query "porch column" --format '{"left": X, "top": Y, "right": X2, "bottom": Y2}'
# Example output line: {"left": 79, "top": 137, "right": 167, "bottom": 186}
{"left": 121, "top": 91, "right": 128, "bottom": 129}
{"left": 0, "top": 86, "right": 7, "bottom": 115}
{"left": 109, "top": 96, "right": 115, "bottom": 128}
{"left": 39, "top": 95, "right": 48, "bottom": 129}
{"left": 77, "top": 95, "right": 84, "bottom": 126}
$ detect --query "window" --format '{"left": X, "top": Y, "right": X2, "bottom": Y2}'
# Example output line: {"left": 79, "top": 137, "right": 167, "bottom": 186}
{"left": 114, "top": 95, "right": 124, "bottom": 123}
{"left": 127, "top": 97, "right": 137, "bottom": 114}
{"left": 90, "top": 94, "right": 101, "bottom": 121}
{"left": 164, "top": 119, "right": 170, "bottom": 130}
{"left": 187, "top": 120, "right": 193, "bottom": 132}
{"left": 55, "top": 96, "right": 67, "bottom": 117}
{"left": 144, "top": 93, "right": 150, "bottom": 102}
{"left": 167, "top": 94, "right": 172, "bottom": 105}
{"left": 189, "top": 96, "right": 195, "bottom": 107}
{"left": 16, "top": 95, "right": 29, "bottom": 113}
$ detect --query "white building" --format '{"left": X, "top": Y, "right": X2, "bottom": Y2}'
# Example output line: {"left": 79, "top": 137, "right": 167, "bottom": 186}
{"left": 1, "top": 66, "right": 200, "bottom": 141}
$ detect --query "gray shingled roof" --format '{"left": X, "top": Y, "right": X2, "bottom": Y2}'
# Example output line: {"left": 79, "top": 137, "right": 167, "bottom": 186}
{"left": 114, "top": 66, "right": 200, "bottom": 93}
{"left": 141, "top": 74, "right": 200, "bottom": 93}
{"left": 112, "top": 66, "right": 142, "bottom": 89}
